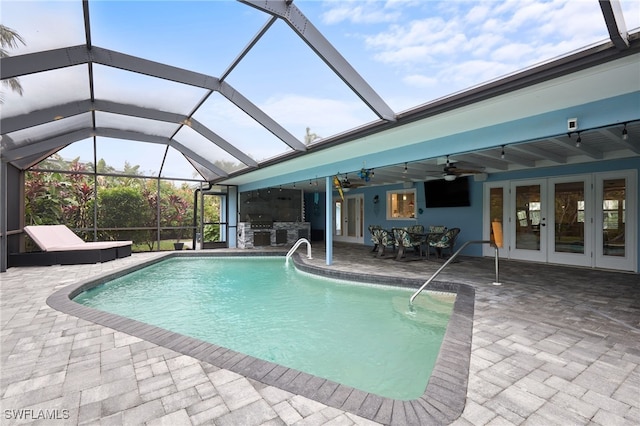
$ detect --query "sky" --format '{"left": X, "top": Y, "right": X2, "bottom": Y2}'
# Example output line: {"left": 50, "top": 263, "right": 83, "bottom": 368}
{"left": 2, "top": 0, "right": 639, "bottom": 179}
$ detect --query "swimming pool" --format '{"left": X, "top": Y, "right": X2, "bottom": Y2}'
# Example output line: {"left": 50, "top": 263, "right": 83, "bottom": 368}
{"left": 73, "top": 257, "right": 454, "bottom": 400}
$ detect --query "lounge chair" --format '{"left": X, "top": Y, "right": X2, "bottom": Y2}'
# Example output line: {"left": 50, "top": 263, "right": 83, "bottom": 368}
{"left": 8, "top": 225, "right": 132, "bottom": 266}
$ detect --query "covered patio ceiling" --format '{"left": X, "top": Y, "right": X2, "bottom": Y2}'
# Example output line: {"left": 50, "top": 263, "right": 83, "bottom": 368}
{"left": 1, "top": 0, "right": 639, "bottom": 189}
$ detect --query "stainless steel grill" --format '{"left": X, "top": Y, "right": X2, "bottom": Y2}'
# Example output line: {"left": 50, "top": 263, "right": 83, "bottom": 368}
{"left": 247, "top": 214, "right": 273, "bottom": 229}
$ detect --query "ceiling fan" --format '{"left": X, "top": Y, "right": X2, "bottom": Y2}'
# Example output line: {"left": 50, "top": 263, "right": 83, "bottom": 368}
{"left": 340, "top": 173, "right": 366, "bottom": 191}
{"left": 427, "top": 156, "right": 485, "bottom": 181}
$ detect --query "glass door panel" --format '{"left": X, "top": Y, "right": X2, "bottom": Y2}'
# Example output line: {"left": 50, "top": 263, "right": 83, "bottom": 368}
{"left": 347, "top": 197, "right": 356, "bottom": 237}
{"left": 553, "top": 181, "right": 585, "bottom": 254}
{"left": 595, "top": 172, "right": 636, "bottom": 271}
{"left": 334, "top": 200, "right": 343, "bottom": 236}
{"left": 548, "top": 178, "right": 591, "bottom": 267}
{"left": 602, "top": 178, "right": 625, "bottom": 257}
{"left": 510, "top": 181, "right": 547, "bottom": 262}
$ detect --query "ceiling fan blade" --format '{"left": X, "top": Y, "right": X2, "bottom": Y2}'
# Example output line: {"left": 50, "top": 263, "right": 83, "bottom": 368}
{"left": 455, "top": 168, "right": 484, "bottom": 174}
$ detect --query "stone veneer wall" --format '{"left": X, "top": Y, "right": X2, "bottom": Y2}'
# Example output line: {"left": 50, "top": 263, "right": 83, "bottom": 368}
{"left": 237, "top": 222, "right": 311, "bottom": 249}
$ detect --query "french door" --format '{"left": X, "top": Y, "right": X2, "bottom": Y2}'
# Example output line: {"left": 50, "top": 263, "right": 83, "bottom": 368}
{"left": 484, "top": 170, "right": 636, "bottom": 271}
{"left": 334, "top": 194, "right": 365, "bottom": 244}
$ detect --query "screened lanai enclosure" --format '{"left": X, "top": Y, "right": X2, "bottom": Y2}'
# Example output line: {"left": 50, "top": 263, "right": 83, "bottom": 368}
{"left": 2, "top": 0, "right": 639, "bottom": 271}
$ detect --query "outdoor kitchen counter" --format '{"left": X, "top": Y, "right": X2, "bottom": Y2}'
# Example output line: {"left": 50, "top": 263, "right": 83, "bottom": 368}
{"left": 237, "top": 222, "right": 311, "bottom": 249}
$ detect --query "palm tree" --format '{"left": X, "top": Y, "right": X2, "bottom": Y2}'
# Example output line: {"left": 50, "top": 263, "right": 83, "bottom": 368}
{"left": 1, "top": 24, "right": 26, "bottom": 102}
{"left": 304, "top": 127, "right": 320, "bottom": 145}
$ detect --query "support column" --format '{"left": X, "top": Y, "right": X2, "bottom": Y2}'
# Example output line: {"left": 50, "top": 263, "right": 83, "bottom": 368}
{"left": 325, "top": 176, "right": 333, "bottom": 265}
{"left": 1, "top": 159, "right": 7, "bottom": 272}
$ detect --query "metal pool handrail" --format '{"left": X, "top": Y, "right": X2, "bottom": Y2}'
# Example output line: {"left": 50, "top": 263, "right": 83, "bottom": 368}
{"left": 286, "top": 238, "right": 312, "bottom": 261}
{"left": 410, "top": 240, "right": 500, "bottom": 306}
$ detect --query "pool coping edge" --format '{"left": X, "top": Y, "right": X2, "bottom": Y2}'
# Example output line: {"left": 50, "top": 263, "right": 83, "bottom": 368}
{"left": 45, "top": 251, "right": 474, "bottom": 426}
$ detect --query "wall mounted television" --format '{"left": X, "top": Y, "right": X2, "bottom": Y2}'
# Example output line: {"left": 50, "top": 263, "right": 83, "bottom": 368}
{"left": 424, "top": 176, "right": 471, "bottom": 208}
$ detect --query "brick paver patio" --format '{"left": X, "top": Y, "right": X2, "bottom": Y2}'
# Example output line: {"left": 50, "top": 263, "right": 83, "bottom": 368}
{"left": 1, "top": 245, "right": 638, "bottom": 425}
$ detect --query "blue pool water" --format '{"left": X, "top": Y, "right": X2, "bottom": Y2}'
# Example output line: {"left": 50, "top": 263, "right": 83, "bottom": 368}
{"left": 73, "top": 257, "right": 454, "bottom": 400}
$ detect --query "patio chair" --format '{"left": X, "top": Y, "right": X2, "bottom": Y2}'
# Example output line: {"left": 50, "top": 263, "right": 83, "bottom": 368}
{"left": 375, "top": 228, "right": 396, "bottom": 258}
{"left": 9, "top": 225, "right": 132, "bottom": 266}
{"left": 425, "top": 225, "right": 447, "bottom": 259}
{"left": 368, "top": 225, "right": 382, "bottom": 252}
{"left": 428, "top": 227, "right": 460, "bottom": 259}
{"left": 393, "top": 228, "right": 424, "bottom": 261}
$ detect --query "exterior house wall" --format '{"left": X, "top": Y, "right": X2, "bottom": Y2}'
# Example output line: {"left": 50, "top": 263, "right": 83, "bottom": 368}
{"left": 306, "top": 157, "right": 638, "bottom": 270}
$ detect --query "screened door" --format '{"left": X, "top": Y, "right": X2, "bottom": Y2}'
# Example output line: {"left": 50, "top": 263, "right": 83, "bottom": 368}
{"left": 201, "top": 193, "right": 227, "bottom": 248}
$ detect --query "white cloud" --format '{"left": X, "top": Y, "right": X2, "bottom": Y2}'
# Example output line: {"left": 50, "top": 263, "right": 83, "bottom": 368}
{"left": 490, "top": 42, "right": 535, "bottom": 63}
{"left": 260, "top": 94, "right": 374, "bottom": 139}
{"left": 466, "top": 33, "right": 504, "bottom": 58}
{"left": 365, "top": 17, "right": 464, "bottom": 64}
{"left": 402, "top": 74, "right": 438, "bottom": 89}
{"left": 321, "top": 0, "right": 402, "bottom": 24}
{"left": 348, "top": 0, "right": 620, "bottom": 111}
{"left": 437, "top": 59, "right": 515, "bottom": 90}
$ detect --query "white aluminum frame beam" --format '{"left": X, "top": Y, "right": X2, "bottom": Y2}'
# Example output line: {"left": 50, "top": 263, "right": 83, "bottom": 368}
{"left": 3, "top": 127, "right": 230, "bottom": 178}
{"left": 1, "top": 100, "right": 259, "bottom": 168}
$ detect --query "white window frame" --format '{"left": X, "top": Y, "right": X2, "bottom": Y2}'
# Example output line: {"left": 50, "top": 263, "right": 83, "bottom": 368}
{"left": 386, "top": 188, "right": 417, "bottom": 220}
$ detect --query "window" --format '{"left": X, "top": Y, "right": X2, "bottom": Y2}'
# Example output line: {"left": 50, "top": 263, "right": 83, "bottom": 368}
{"left": 386, "top": 189, "right": 416, "bottom": 219}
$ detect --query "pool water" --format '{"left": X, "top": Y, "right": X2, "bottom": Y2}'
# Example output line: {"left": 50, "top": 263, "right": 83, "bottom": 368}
{"left": 74, "top": 257, "right": 454, "bottom": 400}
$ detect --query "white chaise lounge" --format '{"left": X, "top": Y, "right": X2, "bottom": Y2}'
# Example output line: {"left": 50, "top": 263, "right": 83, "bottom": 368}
{"left": 9, "top": 225, "right": 132, "bottom": 266}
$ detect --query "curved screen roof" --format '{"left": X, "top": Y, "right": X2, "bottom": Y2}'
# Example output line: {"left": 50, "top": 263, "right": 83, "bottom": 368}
{"left": 1, "top": 0, "right": 639, "bottom": 183}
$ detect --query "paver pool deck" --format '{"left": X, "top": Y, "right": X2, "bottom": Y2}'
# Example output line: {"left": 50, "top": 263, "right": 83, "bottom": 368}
{"left": 1, "top": 243, "right": 638, "bottom": 425}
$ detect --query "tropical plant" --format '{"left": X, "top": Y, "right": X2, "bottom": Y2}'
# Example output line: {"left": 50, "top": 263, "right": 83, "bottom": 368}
{"left": 1, "top": 24, "right": 26, "bottom": 103}
{"left": 24, "top": 171, "right": 64, "bottom": 225}
{"left": 97, "top": 186, "right": 149, "bottom": 243}
{"left": 167, "top": 194, "right": 189, "bottom": 242}
{"left": 25, "top": 155, "right": 199, "bottom": 251}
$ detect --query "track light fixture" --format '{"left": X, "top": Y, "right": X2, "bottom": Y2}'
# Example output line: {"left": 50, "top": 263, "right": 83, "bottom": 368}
{"left": 501, "top": 145, "right": 505, "bottom": 159}
{"left": 576, "top": 133, "right": 582, "bottom": 148}
{"left": 622, "top": 123, "right": 628, "bottom": 140}
{"left": 403, "top": 162, "right": 408, "bottom": 173}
